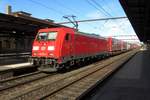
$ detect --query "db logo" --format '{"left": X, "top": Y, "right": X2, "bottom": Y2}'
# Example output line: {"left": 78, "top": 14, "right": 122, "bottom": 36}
{"left": 41, "top": 46, "right": 46, "bottom": 50}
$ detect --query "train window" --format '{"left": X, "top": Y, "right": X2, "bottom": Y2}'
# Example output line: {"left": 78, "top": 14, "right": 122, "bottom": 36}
{"left": 36, "top": 32, "right": 57, "bottom": 41}
{"left": 65, "top": 33, "right": 70, "bottom": 41}
{"left": 37, "top": 32, "right": 47, "bottom": 40}
{"left": 48, "top": 32, "right": 57, "bottom": 41}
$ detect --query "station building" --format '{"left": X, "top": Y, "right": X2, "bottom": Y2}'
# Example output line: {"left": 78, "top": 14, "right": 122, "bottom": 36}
{"left": 0, "top": 5, "right": 63, "bottom": 54}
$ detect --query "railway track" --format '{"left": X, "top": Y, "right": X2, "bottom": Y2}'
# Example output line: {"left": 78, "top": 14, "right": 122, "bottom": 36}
{"left": 0, "top": 71, "right": 47, "bottom": 91}
{"left": 0, "top": 71, "right": 57, "bottom": 98}
{"left": 0, "top": 49, "right": 138, "bottom": 100}
{"left": 43, "top": 50, "right": 136, "bottom": 100}
{"left": 0, "top": 50, "right": 138, "bottom": 100}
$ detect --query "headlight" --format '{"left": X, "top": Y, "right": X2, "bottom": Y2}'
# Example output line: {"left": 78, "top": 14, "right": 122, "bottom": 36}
{"left": 33, "top": 46, "right": 39, "bottom": 50}
{"left": 48, "top": 46, "right": 55, "bottom": 50}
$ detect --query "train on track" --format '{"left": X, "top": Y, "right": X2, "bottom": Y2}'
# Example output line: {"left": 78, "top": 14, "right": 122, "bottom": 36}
{"left": 30, "top": 27, "right": 138, "bottom": 72}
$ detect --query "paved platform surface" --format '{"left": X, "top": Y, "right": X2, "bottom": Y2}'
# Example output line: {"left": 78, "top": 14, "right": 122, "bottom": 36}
{"left": 0, "top": 62, "right": 33, "bottom": 72}
{"left": 0, "top": 52, "right": 30, "bottom": 66}
{"left": 89, "top": 50, "right": 150, "bottom": 100}
{"left": 0, "top": 58, "right": 28, "bottom": 66}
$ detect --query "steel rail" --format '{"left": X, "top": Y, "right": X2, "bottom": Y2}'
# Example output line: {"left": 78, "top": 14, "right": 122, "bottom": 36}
{"left": 0, "top": 71, "right": 51, "bottom": 91}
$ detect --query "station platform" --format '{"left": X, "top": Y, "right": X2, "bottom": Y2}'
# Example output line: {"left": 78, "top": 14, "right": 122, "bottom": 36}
{"left": 0, "top": 52, "right": 30, "bottom": 66}
{"left": 0, "top": 62, "right": 32, "bottom": 72}
{"left": 89, "top": 50, "right": 150, "bottom": 100}
{"left": 0, "top": 62, "right": 33, "bottom": 80}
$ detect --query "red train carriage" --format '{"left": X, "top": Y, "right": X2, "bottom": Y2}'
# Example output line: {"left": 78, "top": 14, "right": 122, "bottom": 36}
{"left": 107, "top": 37, "right": 134, "bottom": 55}
{"left": 74, "top": 32, "right": 108, "bottom": 59}
{"left": 107, "top": 37, "right": 122, "bottom": 54}
{"left": 129, "top": 43, "right": 139, "bottom": 49}
{"left": 31, "top": 27, "right": 109, "bottom": 71}
{"left": 121, "top": 41, "right": 131, "bottom": 51}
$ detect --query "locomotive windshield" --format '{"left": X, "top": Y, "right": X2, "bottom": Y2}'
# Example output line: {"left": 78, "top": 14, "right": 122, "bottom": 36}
{"left": 37, "top": 32, "right": 47, "bottom": 40}
{"left": 37, "top": 32, "right": 57, "bottom": 41}
{"left": 47, "top": 32, "right": 57, "bottom": 40}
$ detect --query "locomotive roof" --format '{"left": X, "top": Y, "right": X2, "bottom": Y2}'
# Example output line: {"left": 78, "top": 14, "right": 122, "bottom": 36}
{"left": 39, "top": 27, "right": 107, "bottom": 40}
{"left": 53, "top": 27, "right": 106, "bottom": 39}
{"left": 76, "top": 31, "right": 107, "bottom": 40}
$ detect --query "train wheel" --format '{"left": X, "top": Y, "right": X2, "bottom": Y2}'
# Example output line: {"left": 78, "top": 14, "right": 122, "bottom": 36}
{"left": 65, "top": 62, "right": 70, "bottom": 70}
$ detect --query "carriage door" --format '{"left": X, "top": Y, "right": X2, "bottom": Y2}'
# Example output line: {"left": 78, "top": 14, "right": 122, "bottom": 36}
{"left": 65, "top": 33, "right": 73, "bottom": 58}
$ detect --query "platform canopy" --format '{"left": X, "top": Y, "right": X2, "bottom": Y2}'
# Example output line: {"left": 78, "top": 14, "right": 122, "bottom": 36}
{"left": 120, "top": 0, "right": 150, "bottom": 43}
{"left": 0, "top": 12, "right": 64, "bottom": 36}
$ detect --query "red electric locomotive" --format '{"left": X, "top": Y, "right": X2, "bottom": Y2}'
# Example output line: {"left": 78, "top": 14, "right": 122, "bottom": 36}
{"left": 31, "top": 27, "right": 109, "bottom": 71}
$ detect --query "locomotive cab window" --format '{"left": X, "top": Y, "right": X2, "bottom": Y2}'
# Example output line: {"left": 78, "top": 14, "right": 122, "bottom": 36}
{"left": 47, "top": 32, "right": 57, "bottom": 41}
{"left": 37, "top": 32, "right": 47, "bottom": 41}
{"left": 65, "top": 33, "right": 70, "bottom": 41}
{"left": 37, "top": 32, "right": 57, "bottom": 41}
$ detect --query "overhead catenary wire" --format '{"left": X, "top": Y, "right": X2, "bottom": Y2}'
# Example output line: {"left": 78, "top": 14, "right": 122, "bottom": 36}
{"left": 91, "top": 0, "right": 124, "bottom": 35}
{"left": 29, "top": 0, "right": 65, "bottom": 15}
{"left": 99, "top": 0, "right": 126, "bottom": 32}
{"left": 85, "top": 0, "right": 114, "bottom": 34}
{"left": 85, "top": 0, "right": 109, "bottom": 17}
{"left": 57, "top": 16, "right": 127, "bottom": 24}
{"left": 91, "top": 0, "right": 128, "bottom": 36}
{"left": 53, "top": 0, "right": 99, "bottom": 30}
{"left": 76, "top": 1, "right": 127, "bottom": 36}
{"left": 54, "top": 0, "right": 80, "bottom": 15}
{"left": 102, "top": 0, "right": 118, "bottom": 16}
{"left": 28, "top": 0, "right": 129, "bottom": 37}
{"left": 90, "top": 0, "right": 112, "bottom": 17}
{"left": 79, "top": 1, "right": 134, "bottom": 41}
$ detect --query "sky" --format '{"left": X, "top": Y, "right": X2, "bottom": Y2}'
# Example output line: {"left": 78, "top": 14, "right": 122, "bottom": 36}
{"left": 0, "top": 0, "right": 140, "bottom": 43}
